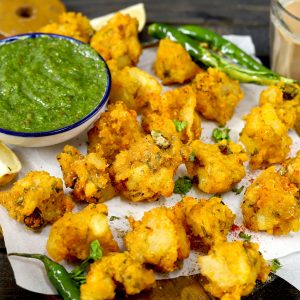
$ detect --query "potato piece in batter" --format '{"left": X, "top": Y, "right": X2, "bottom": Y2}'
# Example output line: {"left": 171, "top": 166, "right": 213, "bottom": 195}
{"left": 198, "top": 241, "right": 270, "bottom": 300}
{"left": 47, "top": 203, "right": 118, "bottom": 262}
{"left": 0, "top": 171, "right": 73, "bottom": 230}
{"left": 242, "top": 166, "right": 300, "bottom": 235}
{"left": 111, "top": 132, "right": 181, "bottom": 202}
{"left": 259, "top": 83, "right": 300, "bottom": 129}
{"left": 110, "top": 67, "right": 162, "bottom": 112}
{"left": 124, "top": 206, "right": 190, "bottom": 272}
{"left": 143, "top": 85, "right": 201, "bottom": 144}
{"left": 184, "top": 140, "right": 248, "bottom": 194}
{"left": 40, "top": 12, "right": 94, "bottom": 43}
{"left": 80, "top": 251, "right": 155, "bottom": 300}
{"left": 154, "top": 38, "right": 200, "bottom": 85}
{"left": 57, "top": 145, "right": 115, "bottom": 203}
{"left": 192, "top": 67, "right": 244, "bottom": 125}
{"left": 240, "top": 103, "right": 292, "bottom": 169}
{"left": 87, "top": 101, "right": 144, "bottom": 163}
{"left": 91, "top": 13, "right": 142, "bottom": 69}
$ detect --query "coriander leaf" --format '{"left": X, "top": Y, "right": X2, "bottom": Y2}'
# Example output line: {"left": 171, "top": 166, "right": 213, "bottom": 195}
{"left": 271, "top": 258, "right": 282, "bottom": 273}
{"left": 232, "top": 185, "right": 244, "bottom": 195}
{"left": 110, "top": 216, "right": 120, "bottom": 221}
{"left": 189, "top": 152, "right": 196, "bottom": 162}
{"left": 173, "top": 119, "right": 187, "bottom": 132}
{"left": 212, "top": 128, "right": 231, "bottom": 142}
{"left": 89, "top": 240, "right": 102, "bottom": 261}
{"left": 174, "top": 176, "right": 193, "bottom": 195}
{"left": 239, "top": 231, "right": 251, "bottom": 242}
{"left": 151, "top": 130, "right": 170, "bottom": 149}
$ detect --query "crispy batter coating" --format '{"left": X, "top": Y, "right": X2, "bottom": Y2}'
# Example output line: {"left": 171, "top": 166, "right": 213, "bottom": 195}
{"left": 80, "top": 251, "right": 155, "bottom": 300}
{"left": 90, "top": 13, "right": 142, "bottom": 69}
{"left": 198, "top": 241, "right": 270, "bottom": 300}
{"left": 0, "top": 171, "right": 73, "bottom": 230}
{"left": 47, "top": 204, "right": 118, "bottom": 262}
{"left": 184, "top": 140, "right": 248, "bottom": 194}
{"left": 240, "top": 103, "right": 292, "bottom": 169}
{"left": 87, "top": 102, "right": 144, "bottom": 163}
{"left": 57, "top": 145, "right": 115, "bottom": 203}
{"left": 284, "top": 151, "right": 300, "bottom": 187}
{"left": 125, "top": 206, "right": 190, "bottom": 272}
{"left": 39, "top": 12, "right": 94, "bottom": 43}
{"left": 242, "top": 166, "right": 300, "bottom": 235}
{"left": 177, "top": 196, "right": 235, "bottom": 247}
{"left": 154, "top": 38, "right": 200, "bottom": 85}
{"left": 111, "top": 132, "right": 181, "bottom": 202}
{"left": 259, "top": 83, "right": 300, "bottom": 129}
{"left": 192, "top": 67, "right": 244, "bottom": 125}
{"left": 109, "top": 66, "right": 162, "bottom": 112}
{"left": 143, "top": 86, "right": 201, "bottom": 144}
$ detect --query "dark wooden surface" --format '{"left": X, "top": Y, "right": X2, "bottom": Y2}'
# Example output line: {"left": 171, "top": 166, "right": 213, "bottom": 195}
{"left": 1, "top": 0, "right": 298, "bottom": 299}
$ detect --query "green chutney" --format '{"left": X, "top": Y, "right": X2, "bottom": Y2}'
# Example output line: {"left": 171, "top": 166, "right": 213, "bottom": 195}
{"left": 0, "top": 36, "right": 108, "bottom": 132}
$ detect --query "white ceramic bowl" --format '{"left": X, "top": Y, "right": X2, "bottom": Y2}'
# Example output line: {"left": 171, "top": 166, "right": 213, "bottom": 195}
{"left": 0, "top": 33, "right": 111, "bottom": 147}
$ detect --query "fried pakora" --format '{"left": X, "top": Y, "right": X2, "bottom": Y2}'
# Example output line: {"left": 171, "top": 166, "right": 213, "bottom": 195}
{"left": 178, "top": 196, "right": 235, "bottom": 247}
{"left": 47, "top": 203, "right": 118, "bottom": 262}
{"left": 284, "top": 151, "right": 300, "bottom": 187}
{"left": 154, "top": 38, "right": 200, "bottom": 84}
{"left": 143, "top": 85, "right": 201, "bottom": 144}
{"left": 242, "top": 166, "right": 300, "bottom": 235}
{"left": 80, "top": 251, "right": 155, "bottom": 300}
{"left": 111, "top": 131, "right": 181, "bottom": 202}
{"left": 90, "top": 13, "right": 142, "bottom": 69}
{"left": 198, "top": 241, "right": 270, "bottom": 300}
{"left": 192, "top": 67, "right": 244, "bottom": 125}
{"left": 40, "top": 12, "right": 94, "bottom": 43}
{"left": 0, "top": 171, "right": 73, "bottom": 230}
{"left": 109, "top": 66, "right": 162, "bottom": 112}
{"left": 240, "top": 103, "right": 292, "bottom": 169}
{"left": 124, "top": 206, "right": 190, "bottom": 272}
{"left": 87, "top": 101, "right": 144, "bottom": 163}
{"left": 184, "top": 140, "right": 248, "bottom": 194}
{"left": 57, "top": 145, "right": 115, "bottom": 203}
{"left": 259, "top": 83, "right": 300, "bottom": 129}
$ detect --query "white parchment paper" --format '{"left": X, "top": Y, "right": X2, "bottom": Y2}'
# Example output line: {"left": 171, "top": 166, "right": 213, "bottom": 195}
{"left": 1, "top": 36, "right": 300, "bottom": 294}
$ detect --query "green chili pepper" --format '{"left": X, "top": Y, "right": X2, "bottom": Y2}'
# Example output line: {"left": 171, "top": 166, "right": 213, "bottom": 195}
{"left": 178, "top": 24, "right": 270, "bottom": 73}
{"left": 9, "top": 253, "right": 80, "bottom": 300}
{"left": 148, "top": 23, "right": 296, "bottom": 85}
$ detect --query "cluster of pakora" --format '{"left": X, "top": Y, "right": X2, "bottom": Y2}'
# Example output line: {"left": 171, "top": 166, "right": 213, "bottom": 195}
{"left": 1, "top": 9, "right": 300, "bottom": 300}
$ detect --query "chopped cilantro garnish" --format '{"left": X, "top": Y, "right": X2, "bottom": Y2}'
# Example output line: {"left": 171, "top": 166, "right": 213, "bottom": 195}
{"left": 232, "top": 185, "right": 244, "bottom": 195}
{"left": 174, "top": 176, "right": 193, "bottom": 195}
{"left": 271, "top": 258, "right": 282, "bottom": 273}
{"left": 239, "top": 231, "right": 251, "bottom": 242}
{"left": 109, "top": 216, "right": 120, "bottom": 221}
{"left": 212, "top": 128, "right": 231, "bottom": 142}
{"left": 189, "top": 152, "right": 196, "bottom": 162}
{"left": 173, "top": 120, "right": 188, "bottom": 132}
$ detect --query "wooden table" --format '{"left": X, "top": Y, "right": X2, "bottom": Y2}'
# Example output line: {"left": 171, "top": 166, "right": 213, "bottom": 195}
{"left": 2, "top": 0, "right": 299, "bottom": 299}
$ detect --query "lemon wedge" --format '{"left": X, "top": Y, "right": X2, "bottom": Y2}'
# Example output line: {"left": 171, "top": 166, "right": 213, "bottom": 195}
{"left": 0, "top": 142, "right": 21, "bottom": 186}
{"left": 90, "top": 3, "right": 146, "bottom": 32}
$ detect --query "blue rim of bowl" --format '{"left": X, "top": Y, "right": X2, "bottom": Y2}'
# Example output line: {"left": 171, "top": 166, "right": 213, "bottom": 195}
{"left": 0, "top": 33, "right": 111, "bottom": 137}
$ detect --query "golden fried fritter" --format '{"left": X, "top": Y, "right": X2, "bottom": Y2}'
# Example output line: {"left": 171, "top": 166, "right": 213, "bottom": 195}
{"left": 242, "top": 166, "right": 300, "bottom": 235}
{"left": 125, "top": 206, "right": 190, "bottom": 272}
{"left": 111, "top": 133, "right": 181, "bottom": 202}
{"left": 198, "top": 241, "right": 270, "bottom": 300}
{"left": 178, "top": 196, "right": 235, "bottom": 247}
{"left": 47, "top": 204, "right": 118, "bottom": 262}
{"left": 0, "top": 171, "right": 73, "bottom": 230}
{"left": 240, "top": 103, "right": 292, "bottom": 169}
{"left": 192, "top": 67, "right": 244, "bottom": 125}
{"left": 143, "top": 86, "right": 201, "bottom": 144}
{"left": 284, "top": 151, "right": 300, "bottom": 187}
{"left": 40, "top": 12, "right": 94, "bottom": 43}
{"left": 90, "top": 13, "right": 142, "bottom": 69}
{"left": 109, "top": 67, "right": 162, "bottom": 112}
{"left": 87, "top": 101, "right": 144, "bottom": 163}
{"left": 184, "top": 140, "right": 248, "bottom": 194}
{"left": 57, "top": 145, "right": 115, "bottom": 203}
{"left": 154, "top": 38, "right": 200, "bottom": 85}
{"left": 80, "top": 251, "right": 155, "bottom": 300}
{"left": 259, "top": 83, "right": 300, "bottom": 129}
